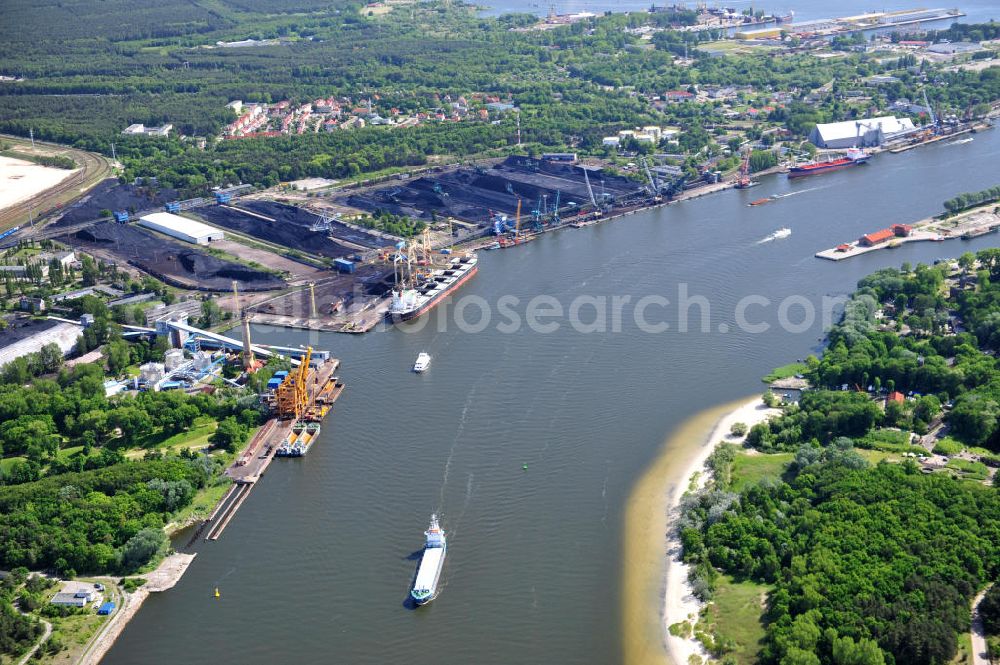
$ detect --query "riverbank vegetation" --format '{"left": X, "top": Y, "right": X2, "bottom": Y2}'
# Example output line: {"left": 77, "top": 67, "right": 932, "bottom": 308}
{"left": 679, "top": 254, "right": 1000, "bottom": 664}
{"left": 0, "top": 344, "right": 261, "bottom": 661}
{"left": 942, "top": 185, "right": 1000, "bottom": 216}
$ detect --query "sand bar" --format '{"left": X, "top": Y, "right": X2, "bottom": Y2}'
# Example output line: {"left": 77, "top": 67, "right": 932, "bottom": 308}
{"left": 622, "top": 396, "right": 780, "bottom": 665}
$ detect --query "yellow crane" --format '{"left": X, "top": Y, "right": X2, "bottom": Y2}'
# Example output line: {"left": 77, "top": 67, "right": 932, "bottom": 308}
{"left": 276, "top": 346, "right": 312, "bottom": 419}
{"left": 514, "top": 199, "right": 521, "bottom": 235}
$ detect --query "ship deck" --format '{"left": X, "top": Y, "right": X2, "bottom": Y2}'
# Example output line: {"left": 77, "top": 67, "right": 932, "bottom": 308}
{"left": 413, "top": 546, "right": 445, "bottom": 592}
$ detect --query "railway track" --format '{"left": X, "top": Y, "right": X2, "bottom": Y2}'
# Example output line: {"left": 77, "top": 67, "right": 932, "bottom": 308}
{"left": 0, "top": 134, "right": 113, "bottom": 232}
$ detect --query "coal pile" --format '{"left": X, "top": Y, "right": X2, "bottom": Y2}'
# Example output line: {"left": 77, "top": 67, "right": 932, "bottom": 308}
{"left": 0, "top": 318, "right": 59, "bottom": 345}
{"left": 338, "top": 157, "right": 646, "bottom": 224}
{"left": 54, "top": 180, "right": 179, "bottom": 227}
{"left": 65, "top": 223, "right": 285, "bottom": 292}
{"left": 192, "top": 205, "right": 356, "bottom": 258}
{"left": 238, "top": 200, "right": 384, "bottom": 248}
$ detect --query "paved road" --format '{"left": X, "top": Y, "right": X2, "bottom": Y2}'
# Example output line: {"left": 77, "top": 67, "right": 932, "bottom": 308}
{"left": 971, "top": 585, "right": 993, "bottom": 665}
{"left": 77, "top": 581, "right": 128, "bottom": 665}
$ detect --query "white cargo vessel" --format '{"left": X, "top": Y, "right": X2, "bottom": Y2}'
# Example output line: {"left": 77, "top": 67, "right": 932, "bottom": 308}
{"left": 410, "top": 514, "right": 446, "bottom": 605}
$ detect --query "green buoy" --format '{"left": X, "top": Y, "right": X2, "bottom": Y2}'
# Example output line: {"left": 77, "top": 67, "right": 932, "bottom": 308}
{"left": 522, "top": 464, "right": 528, "bottom": 471}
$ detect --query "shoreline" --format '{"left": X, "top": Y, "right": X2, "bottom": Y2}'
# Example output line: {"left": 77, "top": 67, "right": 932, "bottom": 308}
{"left": 78, "top": 552, "right": 196, "bottom": 665}
{"left": 622, "top": 395, "right": 780, "bottom": 665}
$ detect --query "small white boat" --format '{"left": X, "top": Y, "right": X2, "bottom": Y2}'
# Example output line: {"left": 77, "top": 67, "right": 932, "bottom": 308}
{"left": 773, "top": 227, "right": 792, "bottom": 239}
{"left": 413, "top": 352, "right": 431, "bottom": 373}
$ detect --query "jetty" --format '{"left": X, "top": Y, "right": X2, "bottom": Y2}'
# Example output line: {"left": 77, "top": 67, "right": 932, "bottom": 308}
{"left": 817, "top": 205, "right": 1000, "bottom": 262}
{"left": 202, "top": 356, "right": 342, "bottom": 541}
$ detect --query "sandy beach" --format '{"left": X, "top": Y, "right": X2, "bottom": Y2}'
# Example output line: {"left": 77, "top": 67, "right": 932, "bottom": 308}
{"left": 0, "top": 155, "right": 76, "bottom": 211}
{"left": 622, "top": 395, "right": 780, "bottom": 665}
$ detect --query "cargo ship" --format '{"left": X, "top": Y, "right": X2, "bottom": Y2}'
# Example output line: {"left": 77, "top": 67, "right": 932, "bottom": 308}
{"left": 388, "top": 253, "right": 478, "bottom": 322}
{"left": 410, "top": 514, "right": 446, "bottom": 606}
{"left": 788, "top": 149, "right": 868, "bottom": 178}
{"left": 748, "top": 198, "right": 772, "bottom": 206}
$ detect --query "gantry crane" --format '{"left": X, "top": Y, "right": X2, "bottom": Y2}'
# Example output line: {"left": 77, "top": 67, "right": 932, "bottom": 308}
{"left": 276, "top": 346, "right": 312, "bottom": 419}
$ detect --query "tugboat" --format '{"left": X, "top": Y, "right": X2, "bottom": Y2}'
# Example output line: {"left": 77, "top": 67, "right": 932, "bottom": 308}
{"left": 410, "top": 514, "right": 446, "bottom": 606}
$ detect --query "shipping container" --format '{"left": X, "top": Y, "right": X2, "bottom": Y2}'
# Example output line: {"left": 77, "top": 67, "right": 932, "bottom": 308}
{"left": 333, "top": 258, "right": 356, "bottom": 274}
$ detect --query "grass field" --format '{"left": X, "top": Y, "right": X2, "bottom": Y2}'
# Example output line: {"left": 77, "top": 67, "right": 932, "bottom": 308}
{"left": 0, "top": 455, "right": 26, "bottom": 473}
{"left": 702, "top": 575, "right": 769, "bottom": 665}
{"left": 933, "top": 436, "right": 966, "bottom": 455}
{"left": 858, "top": 428, "right": 926, "bottom": 454}
{"left": 730, "top": 452, "right": 793, "bottom": 491}
{"left": 857, "top": 449, "right": 900, "bottom": 464}
{"left": 951, "top": 631, "right": 974, "bottom": 665}
{"left": 126, "top": 417, "right": 218, "bottom": 459}
{"left": 761, "top": 362, "right": 808, "bottom": 383}
{"left": 946, "top": 458, "right": 990, "bottom": 481}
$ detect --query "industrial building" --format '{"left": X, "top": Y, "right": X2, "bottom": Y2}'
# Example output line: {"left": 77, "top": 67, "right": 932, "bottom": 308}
{"left": 50, "top": 586, "right": 95, "bottom": 607}
{"left": 809, "top": 116, "right": 917, "bottom": 149}
{"left": 138, "top": 212, "right": 225, "bottom": 245}
{"left": 0, "top": 320, "right": 82, "bottom": 370}
{"left": 144, "top": 299, "right": 204, "bottom": 326}
{"left": 122, "top": 123, "right": 173, "bottom": 137}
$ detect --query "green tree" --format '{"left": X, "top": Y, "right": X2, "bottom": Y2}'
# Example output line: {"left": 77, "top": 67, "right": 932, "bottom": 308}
{"left": 209, "top": 416, "right": 247, "bottom": 453}
{"left": 120, "top": 527, "right": 166, "bottom": 572}
{"left": 106, "top": 339, "right": 131, "bottom": 376}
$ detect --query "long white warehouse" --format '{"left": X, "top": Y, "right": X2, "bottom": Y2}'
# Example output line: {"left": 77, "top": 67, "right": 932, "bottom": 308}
{"left": 808, "top": 116, "right": 917, "bottom": 149}
{"left": 138, "top": 212, "right": 225, "bottom": 245}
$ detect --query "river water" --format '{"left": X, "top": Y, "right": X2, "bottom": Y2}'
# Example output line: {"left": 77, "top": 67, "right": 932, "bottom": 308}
{"left": 103, "top": 128, "right": 1000, "bottom": 665}
{"left": 478, "top": 0, "right": 999, "bottom": 24}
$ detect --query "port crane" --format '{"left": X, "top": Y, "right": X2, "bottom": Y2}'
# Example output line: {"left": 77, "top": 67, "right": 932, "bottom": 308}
{"left": 734, "top": 144, "right": 754, "bottom": 189}
{"left": 582, "top": 167, "right": 601, "bottom": 217}
{"left": 276, "top": 346, "right": 312, "bottom": 419}
{"left": 640, "top": 156, "right": 661, "bottom": 201}
{"left": 921, "top": 87, "right": 937, "bottom": 128}
{"left": 551, "top": 190, "right": 561, "bottom": 223}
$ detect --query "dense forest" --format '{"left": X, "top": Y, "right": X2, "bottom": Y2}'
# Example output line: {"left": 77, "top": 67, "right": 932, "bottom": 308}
{"left": 681, "top": 252, "right": 1000, "bottom": 664}
{"left": 0, "top": 0, "right": 996, "bottom": 193}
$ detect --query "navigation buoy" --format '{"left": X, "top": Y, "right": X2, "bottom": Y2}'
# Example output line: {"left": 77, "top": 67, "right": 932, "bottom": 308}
{"left": 522, "top": 464, "right": 528, "bottom": 471}
{"left": 214, "top": 587, "right": 220, "bottom": 598}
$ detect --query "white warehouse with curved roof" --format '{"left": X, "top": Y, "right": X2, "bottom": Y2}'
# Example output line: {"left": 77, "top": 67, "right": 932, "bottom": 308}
{"left": 138, "top": 212, "right": 225, "bottom": 245}
{"left": 809, "top": 116, "right": 917, "bottom": 149}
